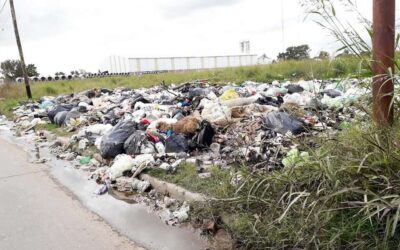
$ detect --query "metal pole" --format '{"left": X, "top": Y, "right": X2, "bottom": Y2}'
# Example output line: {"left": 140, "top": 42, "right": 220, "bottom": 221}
{"left": 372, "top": 0, "right": 395, "bottom": 126}
{"left": 9, "top": 0, "right": 32, "bottom": 99}
{"left": 281, "top": 0, "right": 285, "bottom": 52}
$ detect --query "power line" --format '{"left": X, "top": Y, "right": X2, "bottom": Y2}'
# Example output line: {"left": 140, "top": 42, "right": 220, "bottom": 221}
{"left": 0, "top": 0, "right": 7, "bottom": 16}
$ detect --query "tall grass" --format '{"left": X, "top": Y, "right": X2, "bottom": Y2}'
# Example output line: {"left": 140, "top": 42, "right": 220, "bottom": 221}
{"left": 300, "top": 0, "right": 373, "bottom": 59}
{"left": 195, "top": 117, "right": 400, "bottom": 249}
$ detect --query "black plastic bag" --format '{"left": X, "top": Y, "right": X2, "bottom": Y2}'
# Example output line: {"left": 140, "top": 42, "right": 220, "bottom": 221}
{"left": 189, "top": 88, "right": 209, "bottom": 99}
{"left": 48, "top": 105, "right": 72, "bottom": 123}
{"left": 130, "top": 94, "right": 151, "bottom": 108}
{"left": 165, "top": 134, "right": 189, "bottom": 153}
{"left": 100, "top": 120, "right": 136, "bottom": 158}
{"left": 190, "top": 120, "right": 215, "bottom": 150}
{"left": 100, "top": 88, "right": 113, "bottom": 94}
{"left": 104, "top": 108, "right": 120, "bottom": 126}
{"left": 263, "top": 112, "right": 306, "bottom": 135}
{"left": 64, "top": 110, "right": 81, "bottom": 125}
{"left": 124, "top": 131, "right": 153, "bottom": 155}
{"left": 54, "top": 111, "right": 68, "bottom": 126}
{"left": 323, "top": 89, "right": 342, "bottom": 98}
{"left": 256, "top": 96, "right": 283, "bottom": 107}
{"left": 83, "top": 90, "right": 96, "bottom": 98}
{"left": 285, "top": 84, "right": 304, "bottom": 94}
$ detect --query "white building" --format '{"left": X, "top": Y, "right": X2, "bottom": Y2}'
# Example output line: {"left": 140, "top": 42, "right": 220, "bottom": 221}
{"left": 100, "top": 54, "right": 261, "bottom": 74}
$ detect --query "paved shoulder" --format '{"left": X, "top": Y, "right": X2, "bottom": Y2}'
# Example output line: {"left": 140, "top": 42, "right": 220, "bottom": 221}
{"left": 0, "top": 138, "right": 143, "bottom": 250}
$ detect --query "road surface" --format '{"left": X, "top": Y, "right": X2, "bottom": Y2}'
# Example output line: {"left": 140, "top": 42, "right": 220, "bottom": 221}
{"left": 0, "top": 137, "right": 143, "bottom": 250}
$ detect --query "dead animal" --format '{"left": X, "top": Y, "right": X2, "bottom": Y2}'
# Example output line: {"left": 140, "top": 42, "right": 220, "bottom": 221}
{"left": 279, "top": 102, "right": 306, "bottom": 118}
{"left": 156, "top": 121, "right": 172, "bottom": 132}
{"left": 172, "top": 116, "right": 200, "bottom": 135}
{"left": 231, "top": 107, "right": 246, "bottom": 119}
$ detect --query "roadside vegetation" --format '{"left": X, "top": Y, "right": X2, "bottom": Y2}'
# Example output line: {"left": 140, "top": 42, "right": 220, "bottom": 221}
{"left": 189, "top": 119, "right": 400, "bottom": 249}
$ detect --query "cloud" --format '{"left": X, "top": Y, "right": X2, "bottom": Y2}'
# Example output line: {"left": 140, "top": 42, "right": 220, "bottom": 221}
{"left": 0, "top": 0, "right": 382, "bottom": 75}
{"left": 159, "top": 0, "right": 242, "bottom": 16}
{"left": 0, "top": 0, "right": 68, "bottom": 45}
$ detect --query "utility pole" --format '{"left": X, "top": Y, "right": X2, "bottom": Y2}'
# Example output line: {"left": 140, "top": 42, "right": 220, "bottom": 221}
{"left": 372, "top": 0, "right": 395, "bottom": 126}
{"left": 9, "top": 0, "right": 32, "bottom": 99}
{"left": 281, "top": 0, "right": 285, "bottom": 52}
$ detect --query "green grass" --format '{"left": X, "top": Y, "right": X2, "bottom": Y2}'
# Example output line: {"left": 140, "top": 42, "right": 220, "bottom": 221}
{"left": 146, "top": 163, "right": 234, "bottom": 197}
{"left": 35, "top": 123, "right": 75, "bottom": 137}
{"left": 0, "top": 57, "right": 365, "bottom": 117}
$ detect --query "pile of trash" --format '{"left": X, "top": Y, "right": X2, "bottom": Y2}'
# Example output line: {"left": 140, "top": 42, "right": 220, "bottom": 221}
{"left": 10, "top": 78, "right": 370, "bottom": 223}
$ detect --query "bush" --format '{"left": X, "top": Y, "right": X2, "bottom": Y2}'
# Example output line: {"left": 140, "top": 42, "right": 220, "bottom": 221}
{"left": 204, "top": 117, "right": 400, "bottom": 249}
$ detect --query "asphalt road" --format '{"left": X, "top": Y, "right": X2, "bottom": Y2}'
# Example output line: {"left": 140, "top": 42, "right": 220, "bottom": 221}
{"left": 0, "top": 137, "right": 143, "bottom": 250}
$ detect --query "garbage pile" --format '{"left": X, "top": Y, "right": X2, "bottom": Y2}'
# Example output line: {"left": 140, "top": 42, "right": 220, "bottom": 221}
{"left": 10, "top": 78, "right": 370, "bottom": 222}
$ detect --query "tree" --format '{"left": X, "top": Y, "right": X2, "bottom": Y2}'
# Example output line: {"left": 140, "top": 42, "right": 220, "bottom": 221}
{"left": 318, "top": 51, "right": 330, "bottom": 59}
{"left": 70, "top": 69, "right": 87, "bottom": 75}
{"left": 277, "top": 45, "right": 311, "bottom": 61}
{"left": 0, "top": 59, "right": 39, "bottom": 80}
{"left": 335, "top": 49, "right": 351, "bottom": 58}
{"left": 55, "top": 72, "right": 65, "bottom": 76}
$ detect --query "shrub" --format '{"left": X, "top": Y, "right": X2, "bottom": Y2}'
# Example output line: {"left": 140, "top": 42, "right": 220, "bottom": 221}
{"left": 208, "top": 119, "right": 400, "bottom": 249}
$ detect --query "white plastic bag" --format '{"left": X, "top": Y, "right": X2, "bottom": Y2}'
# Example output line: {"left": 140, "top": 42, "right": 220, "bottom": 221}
{"left": 201, "top": 102, "right": 232, "bottom": 124}
{"left": 108, "top": 154, "right": 135, "bottom": 180}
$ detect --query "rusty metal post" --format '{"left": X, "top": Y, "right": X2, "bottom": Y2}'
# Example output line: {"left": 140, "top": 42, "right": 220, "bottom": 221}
{"left": 372, "top": 0, "right": 395, "bottom": 126}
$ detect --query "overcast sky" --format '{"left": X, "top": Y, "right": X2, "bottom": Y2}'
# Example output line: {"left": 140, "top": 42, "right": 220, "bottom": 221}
{"left": 0, "top": 0, "right": 381, "bottom": 75}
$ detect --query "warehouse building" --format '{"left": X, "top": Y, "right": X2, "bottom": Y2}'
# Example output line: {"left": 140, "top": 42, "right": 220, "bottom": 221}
{"left": 100, "top": 54, "right": 266, "bottom": 74}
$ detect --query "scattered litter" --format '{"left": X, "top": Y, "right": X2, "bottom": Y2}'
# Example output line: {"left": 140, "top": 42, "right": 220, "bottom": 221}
{"left": 132, "top": 179, "right": 151, "bottom": 193}
{"left": 108, "top": 154, "right": 135, "bottom": 180}
{"left": 173, "top": 202, "right": 190, "bottom": 222}
{"left": 78, "top": 138, "right": 89, "bottom": 150}
{"left": 282, "top": 149, "right": 310, "bottom": 168}
{"left": 79, "top": 156, "right": 92, "bottom": 165}
{"left": 8, "top": 78, "right": 370, "bottom": 227}
{"left": 264, "top": 112, "right": 307, "bottom": 135}
{"left": 116, "top": 177, "right": 134, "bottom": 192}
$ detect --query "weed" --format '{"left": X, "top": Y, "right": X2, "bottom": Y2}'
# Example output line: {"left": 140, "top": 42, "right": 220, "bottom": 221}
{"left": 44, "top": 86, "right": 57, "bottom": 95}
{"left": 332, "top": 59, "right": 347, "bottom": 77}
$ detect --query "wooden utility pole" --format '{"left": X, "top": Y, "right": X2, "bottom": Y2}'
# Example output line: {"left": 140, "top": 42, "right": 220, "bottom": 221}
{"left": 372, "top": 0, "right": 395, "bottom": 126}
{"left": 9, "top": 0, "right": 32, "bottom": 99}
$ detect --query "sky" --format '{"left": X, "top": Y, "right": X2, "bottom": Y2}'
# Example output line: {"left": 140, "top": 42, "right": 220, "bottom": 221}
{"left": 0, "top": 0, "right": 380, "bottom": 75}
